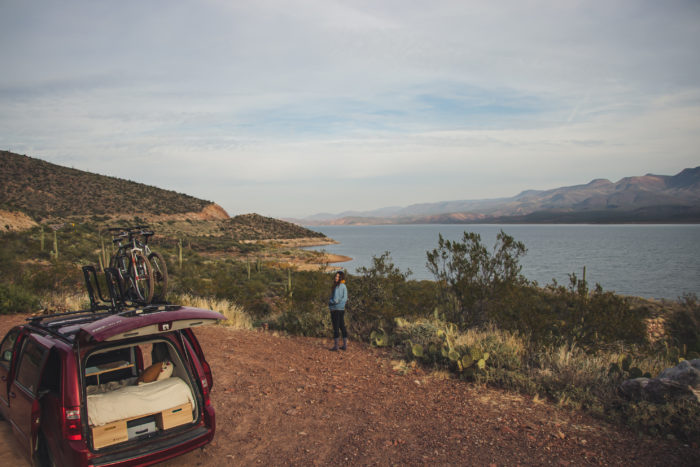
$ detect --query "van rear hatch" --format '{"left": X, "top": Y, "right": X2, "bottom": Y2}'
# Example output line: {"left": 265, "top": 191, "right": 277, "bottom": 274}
{"left": 74, "top": 306, "right": 224, "bottom": 343}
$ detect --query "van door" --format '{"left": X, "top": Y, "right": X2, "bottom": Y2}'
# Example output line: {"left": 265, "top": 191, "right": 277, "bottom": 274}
{"left": 0, "top": 327, "right": 22, "bottom": 419}
{"left": 8, "top": 335, "right": 50, "bottom": 458}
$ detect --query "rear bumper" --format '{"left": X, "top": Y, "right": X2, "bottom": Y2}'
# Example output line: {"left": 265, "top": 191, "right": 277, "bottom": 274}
{"left": 87, "top": 424, "right": 214, "bottom": 466}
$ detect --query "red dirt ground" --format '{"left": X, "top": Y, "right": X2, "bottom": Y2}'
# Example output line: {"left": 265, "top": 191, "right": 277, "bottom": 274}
{"left": 1, "top": 316, "right": 698, "bottom": 466}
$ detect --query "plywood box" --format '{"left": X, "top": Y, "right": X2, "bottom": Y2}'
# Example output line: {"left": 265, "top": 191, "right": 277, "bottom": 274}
{"left": 156, "top": 402, "right": 193, "bottom": 430}
{"left": 92, "top": 420, "right": 128, "bottom": 449}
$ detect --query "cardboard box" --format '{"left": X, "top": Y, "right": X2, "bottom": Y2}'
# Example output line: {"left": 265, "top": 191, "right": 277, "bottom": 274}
{"left": 156, "top": 402, "right": 193, "bottom": 430}
{"left": 92, "top": 420, "right": 128, "bottom": 449}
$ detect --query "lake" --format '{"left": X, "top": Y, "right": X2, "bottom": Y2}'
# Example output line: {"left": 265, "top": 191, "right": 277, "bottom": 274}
{"left": 305, "top": 224, "right": 700, "bottom": 300}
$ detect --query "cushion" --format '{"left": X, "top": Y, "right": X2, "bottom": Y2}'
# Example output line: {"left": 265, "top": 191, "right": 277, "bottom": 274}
{"left": 157, "top": 361, "right": 173, "bottom": 381}
{"left": 139, "top": 361, "right": 173, "bottom": 383}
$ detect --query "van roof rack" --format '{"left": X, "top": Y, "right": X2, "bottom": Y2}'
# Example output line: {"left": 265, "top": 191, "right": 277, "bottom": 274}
{"left": 27, "top": 264, "right": 175, "bottom": 341}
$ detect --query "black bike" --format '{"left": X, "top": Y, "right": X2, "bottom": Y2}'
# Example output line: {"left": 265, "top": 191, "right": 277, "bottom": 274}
{"left": 108, "top": 228, "right": 154, "bottom": 303}
{"left": 128, "top": 226, "right": 169, "bottom": 302}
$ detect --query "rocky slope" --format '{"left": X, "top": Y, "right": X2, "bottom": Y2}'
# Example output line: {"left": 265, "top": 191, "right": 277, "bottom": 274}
{"left": 0, "top": 150, "right": 222, "bottom": 223}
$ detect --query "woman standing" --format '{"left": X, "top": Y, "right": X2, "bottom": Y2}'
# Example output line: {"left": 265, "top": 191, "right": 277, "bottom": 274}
{"left": 329, "top": 270, "right": 348, "bottom": 351}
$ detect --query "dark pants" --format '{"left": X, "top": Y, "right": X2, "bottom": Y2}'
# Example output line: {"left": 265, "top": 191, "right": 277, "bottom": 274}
{"left": 330, "top": 309, "right": 348, "bottom": 339}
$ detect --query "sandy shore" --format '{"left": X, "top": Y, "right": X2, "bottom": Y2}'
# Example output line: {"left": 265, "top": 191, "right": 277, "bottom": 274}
{"left": 241, "top": 237, "right": 339, "bottom": 247}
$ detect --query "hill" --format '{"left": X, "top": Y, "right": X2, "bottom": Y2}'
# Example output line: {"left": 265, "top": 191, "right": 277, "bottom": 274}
{"left": 0, "top": 150, "right": 224, "bottom": 222}
{"left": 219, "top": 213, "right": 325, "bottom": 240}
{"left": 0, "top": 150, "right": 328, "bottom": 245}
{"left": 301, "top": 167, "right": 700, "bottom": 224}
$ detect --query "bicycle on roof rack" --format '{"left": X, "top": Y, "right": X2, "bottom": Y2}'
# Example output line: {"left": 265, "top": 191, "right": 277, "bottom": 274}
{"left": 126, "top": 225, "right": 169, "bottom": 302}
{"left": 108, "top": 227, "right": 154, "bottom": 304}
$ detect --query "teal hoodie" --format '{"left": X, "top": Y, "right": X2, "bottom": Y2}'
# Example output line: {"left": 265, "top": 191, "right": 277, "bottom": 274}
{"left": 329, "top": 283, "right": 347, "bottom": 311}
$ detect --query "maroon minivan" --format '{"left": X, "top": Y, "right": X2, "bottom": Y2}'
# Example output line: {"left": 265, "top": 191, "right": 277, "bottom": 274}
{"left": 0, "top": 305, "right": 223, "bottom": 466}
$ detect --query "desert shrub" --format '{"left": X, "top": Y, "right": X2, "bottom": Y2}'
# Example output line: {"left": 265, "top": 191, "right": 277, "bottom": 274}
{"left": 392, "top": 317, "right": 528, "bottom": 379}
{"left": 389, "top": 314, "right": 696, "bottom": 440}
{"left": 425, "top": 231, "right": 647, "bottom": 348}
{"left": 38, "top": 292, "right": 90, "bottom": 312}
{"left": 273, "top": 305, "right": 330, "bottom": 337}
{"left": 350, "top": 252, "right": 429, "bottom": 339}
{"left": 0, "top": 283, "right": 40, "bottom": 314}
{"left": 427, "top": 230, "right": 527, "bottom": 326}
{"left": 613, "top": 399, "right": 700, "bottom": 443}
{"left": 537, "top": 275, "right": 648, "bottom": 347}
{"left": 666, "top": 293, "right": 700, "bottom": 355}
{"left": 453, "top": 323, "right": 527, "bottom": 371}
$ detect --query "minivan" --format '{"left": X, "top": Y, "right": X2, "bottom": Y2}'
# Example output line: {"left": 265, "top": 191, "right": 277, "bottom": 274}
{"left": 0, "top": 304, "right": 224, "bottom": 466}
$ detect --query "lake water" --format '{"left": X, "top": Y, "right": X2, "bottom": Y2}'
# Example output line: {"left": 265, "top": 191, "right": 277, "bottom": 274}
{"left": 305, "top": 224, "right": 700, "bottom": 300}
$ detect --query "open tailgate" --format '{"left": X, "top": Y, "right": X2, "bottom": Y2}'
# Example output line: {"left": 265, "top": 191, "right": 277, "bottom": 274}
{"left": 75, "top": 306, "right": 224, "bottom": 343}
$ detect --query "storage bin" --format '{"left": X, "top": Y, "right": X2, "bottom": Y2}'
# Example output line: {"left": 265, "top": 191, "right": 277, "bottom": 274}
{"left": 127, "top": 415, "right": 158, "bottom": 439}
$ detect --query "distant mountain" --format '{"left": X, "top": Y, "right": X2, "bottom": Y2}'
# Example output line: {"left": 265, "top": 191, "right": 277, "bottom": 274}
{"left": 300, "top": 167, "right": 700, "bottom": 224}
{"left": 0, "top": 150, "right": 227, "bottom": 222}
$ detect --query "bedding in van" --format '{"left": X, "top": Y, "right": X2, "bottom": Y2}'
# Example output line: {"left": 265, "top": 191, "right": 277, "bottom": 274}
{"left": 87, "top": 376, "right": 194, "bottom": 426}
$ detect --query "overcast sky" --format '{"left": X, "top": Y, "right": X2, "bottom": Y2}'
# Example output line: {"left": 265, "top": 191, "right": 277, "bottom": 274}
{"left": 1, "top": 0, "right": 699, "bottom": 218}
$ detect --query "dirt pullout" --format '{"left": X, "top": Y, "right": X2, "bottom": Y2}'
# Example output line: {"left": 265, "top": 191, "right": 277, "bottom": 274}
{"left": 161, "top": 326, "right": 697, "bottom": 466}
{"left": 0, "top": 317, "right": 696, "bottom": 466}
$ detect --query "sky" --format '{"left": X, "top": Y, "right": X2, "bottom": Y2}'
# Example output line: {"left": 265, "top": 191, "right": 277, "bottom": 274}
{"left": 1, "top": 0, "right": 699, "bottom": 218}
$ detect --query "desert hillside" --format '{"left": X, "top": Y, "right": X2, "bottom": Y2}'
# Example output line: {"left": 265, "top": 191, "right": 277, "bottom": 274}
{"left": 0, "top": 150, "right": 221, "bottom": 222}
{"left": 0, "top": 150, "right": 327, "bottom": 243}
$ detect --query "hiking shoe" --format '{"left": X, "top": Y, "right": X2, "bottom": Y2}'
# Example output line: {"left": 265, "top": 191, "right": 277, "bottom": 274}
{"left": 340, "top": 345, "right": 347, "bottom": 351}
{"left": 329, "top": 346, "right": 338, "bottom": 351}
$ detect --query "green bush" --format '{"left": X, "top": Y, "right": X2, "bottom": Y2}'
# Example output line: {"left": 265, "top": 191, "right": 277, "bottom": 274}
{"left": 351, "top": 252, "right": 432, "bottom": 340}
{"left": 426, "top": 230, "right": 527, "bottom": 326}
{"left": 273, "top": 305, "right": 330, "bottom": 337}
{"left": 614, "top": 399, "right": 700, "bottom": 443}
{"left": 0, "top": 283, "right": 40, "bottom": 314}
{"left": 666, "top": 294, "right": 700, "bottom": 354}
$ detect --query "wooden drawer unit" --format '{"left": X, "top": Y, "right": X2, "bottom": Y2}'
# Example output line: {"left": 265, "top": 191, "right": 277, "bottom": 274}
{"left": 92, "top": 420, "right": 128, "bottom": 449}
{"left": 156, "top": 402, "right": 193, "bottom": 430}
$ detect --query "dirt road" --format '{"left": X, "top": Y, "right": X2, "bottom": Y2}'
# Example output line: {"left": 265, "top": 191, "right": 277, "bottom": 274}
{"left": 1, "top": 318, "right": 698, "bottom": 465}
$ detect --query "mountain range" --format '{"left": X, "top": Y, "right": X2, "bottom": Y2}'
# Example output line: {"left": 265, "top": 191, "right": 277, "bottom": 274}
{"left": 298, "top": 167, "right": 700, "bottom": 225}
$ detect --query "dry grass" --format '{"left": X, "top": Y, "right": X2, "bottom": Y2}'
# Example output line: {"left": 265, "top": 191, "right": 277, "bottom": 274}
{"left": 453, "top": 323, "right": 528, "bottom": 360}
{"left": 172, "top": 293, "right": 253, "bottom": 329}
{"left": 39, "top": 291, "right": 90, "bottom": 313}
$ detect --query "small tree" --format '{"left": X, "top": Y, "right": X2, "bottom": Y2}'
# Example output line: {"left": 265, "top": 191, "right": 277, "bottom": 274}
{"left": 426, "top": 230, "right": 527, "bottom": 326}
{"left": 351, "top": 252, "right": 413, "bottom": 336}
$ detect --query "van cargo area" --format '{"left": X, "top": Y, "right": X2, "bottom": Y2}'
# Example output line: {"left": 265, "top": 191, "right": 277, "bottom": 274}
{"left": 84, "top": 338, "right": 199, "bottom": 450}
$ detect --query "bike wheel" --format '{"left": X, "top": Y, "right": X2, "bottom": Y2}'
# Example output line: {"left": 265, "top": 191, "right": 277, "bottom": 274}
{"left": 108, "top": 254, "right": 128, "bottom": 294}
{"left": 130, "top": 251, "right": 154, "bottom": 304}
{"left": 148, "top": 251, "right": 169, "bottom": 301}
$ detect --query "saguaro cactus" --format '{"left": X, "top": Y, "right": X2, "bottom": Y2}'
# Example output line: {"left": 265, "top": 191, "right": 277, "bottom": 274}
{"left": 52, "top": 230, "right": 59, "bottom": 260}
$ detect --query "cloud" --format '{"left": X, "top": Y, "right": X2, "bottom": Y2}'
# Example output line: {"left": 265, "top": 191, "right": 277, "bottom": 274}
{"left": 1, "top": 0, "right": 699, "bottom": 217}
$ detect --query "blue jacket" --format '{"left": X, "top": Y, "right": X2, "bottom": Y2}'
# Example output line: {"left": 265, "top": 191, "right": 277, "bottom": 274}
{"left": 329, "top": 283, "right": 347, "bottom": 311}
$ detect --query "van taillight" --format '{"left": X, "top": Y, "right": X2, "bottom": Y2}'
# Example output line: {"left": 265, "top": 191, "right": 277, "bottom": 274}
{"left": 200, "top": 377, "right": 211, "bottom": 406}
{"left": 63, "top": 407, "right": 82, "bottom": 440}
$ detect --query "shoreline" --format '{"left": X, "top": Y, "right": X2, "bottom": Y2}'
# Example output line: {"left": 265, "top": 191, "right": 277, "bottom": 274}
{"left": 241, "top": 237, "right": 339, "bottom": 248}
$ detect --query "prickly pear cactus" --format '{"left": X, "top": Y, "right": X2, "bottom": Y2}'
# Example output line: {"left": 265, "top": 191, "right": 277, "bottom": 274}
{"left": 411, "top": 343, "right": 424, "bottom": 358}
